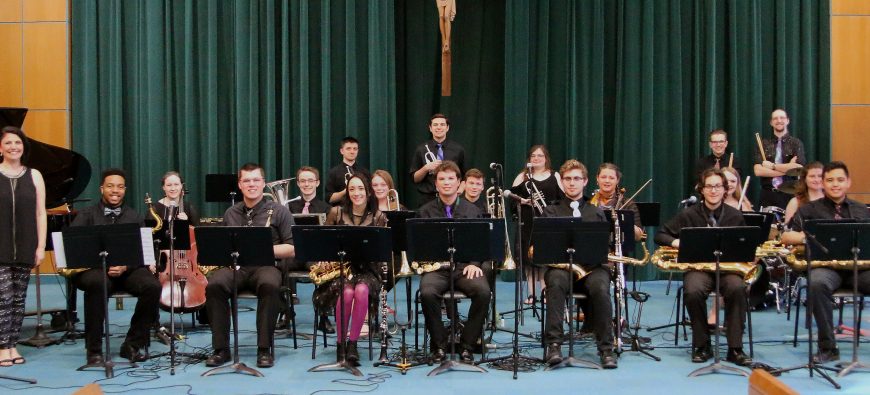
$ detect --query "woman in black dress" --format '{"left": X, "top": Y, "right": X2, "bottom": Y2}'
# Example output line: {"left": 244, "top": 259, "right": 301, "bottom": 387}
{"left": 313, "top": 175, "right": 386, "bottom": 364}
{"left": 0, "top": 126, "right": 46, "bottom": 366}
{"left": 510, "top": 145, "right": 564, "bottom": 304}
{"left": 154, "top": 171, "right": 200, "bottom": 225}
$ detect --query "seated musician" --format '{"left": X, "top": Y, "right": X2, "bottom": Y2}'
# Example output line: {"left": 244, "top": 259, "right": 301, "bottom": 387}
{"left": 722, "top": 167, "right": 753, "bottom": 212}
{"left": 204, "top": 163, "right": 295, "bottom": 369}
{"left": 70, "top": 168, "right": 160, "bottom": 365}
{"left": 461, "top": 168, "right": 487, "bottom": 213}
{"left": 541, "top": 159, "right": 617, "bottom": 369}
{"left": 153, "top": 171, "right": 200, "bottom": 225}
{"left": 591, "top": 162, "right": 644, "bottom": 240}
{"left": 417, "top": 161, "right": 490, "bottom": 363}
{"left": 783, "top": 161, "right": 824, "bottom": 225}
{"left": 781, "top": 161, "right": 870, "bottom": 363}
{"left": 313, "top": 175, "right": 387, "bottom": 365}
{"left": 654, "top": 168, "right": 751, "bottom": 366}
{"left": 288, "top": 166, "right": 330, "bottom": 215}
{"left": 371, "top": 169, "right": 406, "bottom": 212}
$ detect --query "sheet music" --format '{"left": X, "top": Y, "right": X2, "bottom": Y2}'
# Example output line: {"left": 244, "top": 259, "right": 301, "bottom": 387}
{"left": 141, "top": 228, "right": 156, "bottom": 266}
{"left": 51, "top": 232, "right": 67, "bottom": 268}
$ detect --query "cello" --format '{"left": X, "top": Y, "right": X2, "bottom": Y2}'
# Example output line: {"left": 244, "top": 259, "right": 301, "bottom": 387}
{"left": 150, "top": 189, "right": 208, "bottom": 313}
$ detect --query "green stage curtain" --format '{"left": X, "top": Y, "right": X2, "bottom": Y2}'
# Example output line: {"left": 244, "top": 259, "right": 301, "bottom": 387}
{"left": 71, "top": 0, "right": 396, "bottom": 215}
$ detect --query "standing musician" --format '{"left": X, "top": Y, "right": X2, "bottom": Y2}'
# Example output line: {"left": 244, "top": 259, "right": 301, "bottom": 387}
{"left": 204, "top": 163, "right": 295, "bottom": 369}
{"left": 783, "top": 161, "right": 825, "bottom": 226}
{"left": 654, "top": 168, "right": 751, "bottom": 366}
{"left": 288, "top": 166, "right": 330, "bottom": 215}
{"left": 313, "top": 175, "right": 387, "bottom": 365}
{"left": 417, "top": 161, "right": 490, "bottom": 363}
{"left": 694, "top": 129, "right": 738, "bottom": 178}
{"left": 781, "top": 161, "right": 870, "bottom": 363}
{"left": 326, "top": 137, "right": 371, "bottom": 205}
{"left": 722, "top": 167, "right": 753, "bottom": 212}
{"left": 541, "top": 159, "right": 617, "bottom": 369}
{"left": 410, "top": 113, "right": 466, "bottom": 206}
{"left": 511, "top": 145, "right": 564, "bottom": 305}
{"left": 0, "top": 126, "right": 46, "bottom": 366}
{"left": 753, "top": 109, "right": 806, "bottom": 209}
{"left": 371, "top": 170, "right": 406, "bottom": 212}
{"left": 70, "top": 168, "right": 159, "bottom": 365}
{"left": 153, "top": 171, "right": 200, "bottom": 225}
{"left": 461, "top": 168, "right": 487, "bottom": 213}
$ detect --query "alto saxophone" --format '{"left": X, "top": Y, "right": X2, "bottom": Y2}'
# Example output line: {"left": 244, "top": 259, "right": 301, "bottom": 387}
{"left": 308, "top": 261, "right": 351, "bottom": 285}
{"left": 411, "top": 261, "right": 450, "bottom": 274}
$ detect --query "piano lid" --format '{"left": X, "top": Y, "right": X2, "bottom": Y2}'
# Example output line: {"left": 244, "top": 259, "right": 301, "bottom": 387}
{"left": 1, "top": 107, "right": 92, "bottom": 208}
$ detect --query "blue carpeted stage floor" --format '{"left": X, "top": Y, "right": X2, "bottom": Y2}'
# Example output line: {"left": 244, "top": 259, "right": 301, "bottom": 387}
{"left": 3, "top": 276, "right": 868, "bottom": 395}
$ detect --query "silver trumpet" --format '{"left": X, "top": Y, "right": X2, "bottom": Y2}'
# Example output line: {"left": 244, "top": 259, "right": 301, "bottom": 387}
{"left": 264, "top": 177, "right": 296, "bottom": 206}
{"left": 486, "top": 185, "right": 516, "bottom": 270}
{"left": 525, "top": 163, "right": 547, "bottom": 215}
{"left": 423, "top": 144, "right": 438, "bottom": 164}
{"left": 344, "top": 166, "right": 353, "bottom": 184}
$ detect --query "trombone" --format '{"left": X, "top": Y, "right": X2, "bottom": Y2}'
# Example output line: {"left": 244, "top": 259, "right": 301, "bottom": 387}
{"left": 486, "top": 185, "right": 517, "bottom": 270}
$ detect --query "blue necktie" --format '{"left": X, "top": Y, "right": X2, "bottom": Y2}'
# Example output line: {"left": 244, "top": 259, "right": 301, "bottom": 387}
{"left": 436, "top": 144, "right": 444, "bottom": 161}
{"left": 445, "top": 205, "right": 453, "bottom": 218}
{"left": 773, "top": 138, "right": 783, "bottom": 189}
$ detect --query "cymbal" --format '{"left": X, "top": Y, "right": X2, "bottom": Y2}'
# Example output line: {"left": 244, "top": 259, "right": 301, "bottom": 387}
{"left": 777, "top": 180, "right": 799, "bottom": 194}
{"left": 784, "top": 168, "right": 802, "bottom": 177}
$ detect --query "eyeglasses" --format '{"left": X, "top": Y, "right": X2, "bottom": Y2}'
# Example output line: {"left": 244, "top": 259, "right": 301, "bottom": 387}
{"left": 703, "top": 184, "right": 724, "bottom": 191}
{"left": 562, "top": 176, "right": 586, "bottom": 182}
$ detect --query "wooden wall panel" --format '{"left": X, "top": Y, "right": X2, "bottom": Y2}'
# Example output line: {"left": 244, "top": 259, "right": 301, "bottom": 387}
{"left": 831, "top": 17, "right": 870, "bottom": 104}
{"left": 833, "top": 0, "right": 870, "bottom": 15}
{"left": 23, "top": 0, "right": 66, "bottom": 22}
{"left": 23, "top": 110, "right": 68, "bottom": 147}
{"left": 22, "top": 23, "right": 67, "bottom": 109}
{"left": 0, "top": 0, "right": 22, "bottom": 22}
{"left": 831, "top": 106, "right": 870, "bottom": 203}
{"left": 0, "top": 24, "right": 23, "bottom": 105}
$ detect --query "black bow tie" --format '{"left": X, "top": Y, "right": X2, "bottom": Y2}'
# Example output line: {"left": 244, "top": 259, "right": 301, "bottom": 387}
{"left": 104, "top": 207, "right": 122, "bottom": 217}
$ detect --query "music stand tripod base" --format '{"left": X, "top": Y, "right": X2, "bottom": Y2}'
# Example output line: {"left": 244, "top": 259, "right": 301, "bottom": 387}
{"left": 203, "top": 362, "right": 264, "bottom": 377}
{"left": 428, "top": 359, "right": 488, "bottom": 376}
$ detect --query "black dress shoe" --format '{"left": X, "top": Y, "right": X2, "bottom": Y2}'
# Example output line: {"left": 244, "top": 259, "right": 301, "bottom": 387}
{"left": 205, "top": 349, "right": 232, "bottom": 367}
{"left": 86, "top": 351, "right": 104, "bottom": 365}
{"left": 346, "top": 341, "right": 360, "bottom": 364}
{"left": 545, "top": 343, "right": 563, "bottom": 366}
{"left": 813, "top": 347, "right": 840, "bottom": 364}
{"left": 691, "top": 345, "right": 712, "bottom": 363}
{"left": 119, "top": 342, "right": 148, "bottom": 362}
{"left": 726, "top": 348, "right": 752, "bottom": 366}
{"left": 599, "top": 350, "right": 618, "bottom": 369}
{"left": 318, "top": 316, "right": 336, "bottom": 334}
{"left": 336, "top": 342, "right": 345, "bottom": 361}
{"left": 459, "top": 349, "right": 475, "bottom": 363}
{"left": 256, "top": 348, "right": 274, "bottom": 368}
{"left": 430, "top": 348, "right": 446, "bottom": 363}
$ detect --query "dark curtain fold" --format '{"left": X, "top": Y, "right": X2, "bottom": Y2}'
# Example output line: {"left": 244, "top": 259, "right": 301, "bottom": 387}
{"left": 71, "top": 0, "right": 397, "bottom": 215}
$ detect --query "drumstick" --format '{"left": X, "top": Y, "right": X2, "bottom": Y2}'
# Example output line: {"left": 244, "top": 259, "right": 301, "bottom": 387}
{"left": 737, "top": 176, "right": 750, "bottom": 211}
{"left": 618, "top": 178, "right": 652, "bottom": 210}
{"left": 728, "top": 152, "right": 734, "bottom": 169}
{"left": 755, "top": 132, "right": 767, "bottom": 162}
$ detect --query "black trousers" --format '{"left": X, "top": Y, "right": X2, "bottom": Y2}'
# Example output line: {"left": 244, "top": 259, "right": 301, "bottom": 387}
{"left": 808, "top": 268, "right": 870, "bottom": 350}
{"left": 72, "top": 266, "right": 160, "bottom": 353}
{"left": 544, "top": 266, "right": 613, "bottom": 351}
{"left": 419, "top": 266, "right": 491, "bottom": 352}
{"left": 683, "top": 271, "right": 746, "bottom": 348}
{"left": 205, "top": 266, "right": 282, "bottom": 351}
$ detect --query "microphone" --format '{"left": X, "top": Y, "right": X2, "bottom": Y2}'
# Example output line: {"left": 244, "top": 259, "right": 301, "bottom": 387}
{"left": 287, "top": 196, "right": 302, "bottom": 203}
{"left": 156, "top": 326, "right": 183, "bottom": 345}
{"left": 502, "top": 190, "right": 523, "bottom": 202}
{"left": 489, "top": 162, "right": 502, "bottom": 170}
{"left": 679, "top": 195, "right": 698, "bottom": 206}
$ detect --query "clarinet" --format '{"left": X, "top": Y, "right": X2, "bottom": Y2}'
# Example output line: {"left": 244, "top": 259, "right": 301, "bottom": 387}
{"left": 377, "top": 261, "right": 390, "bottom": 362}
{"left": 611, "top": 188, "right": 627, "bottom": 354}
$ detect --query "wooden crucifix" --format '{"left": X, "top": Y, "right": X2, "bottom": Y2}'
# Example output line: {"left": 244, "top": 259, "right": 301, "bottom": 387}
{"left": 436, "top": 0, "right": 456, "bottom": 96}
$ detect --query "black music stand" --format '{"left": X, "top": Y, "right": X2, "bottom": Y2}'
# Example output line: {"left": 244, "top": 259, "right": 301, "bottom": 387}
{"left": 375, "top": 210, "right": 425, "bottom": 374}
{"left": 772, "top": 219, "right": 842, "bottom": 388}
{"left": 531, "top": 218, "right": 609, "bottom": 371}
{"left": 808, "top": 221, "right": 870, "bottom": 378}
{"left": 205, "top": 174, "right": 241, "bottom": 206}
{"left": 196, "top": 226, "right": 275, "bottom": 378}
{"left": 62, "top": 223, "right": 147, "bottom": 378}
{"left": 406, "top": 219, "right": 493, "bottom": 377}
{"left": 293, "top": 225, "right": 392, "bottom": 377}
{"left": 679, "top": 226, "right": 759, "bottom": 378}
